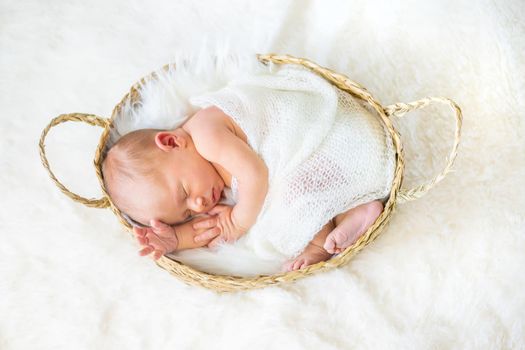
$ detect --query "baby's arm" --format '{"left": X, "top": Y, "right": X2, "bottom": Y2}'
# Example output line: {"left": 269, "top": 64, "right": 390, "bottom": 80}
{"left": 186, "top": 107, "right": 269, "bottom": 238}
{"left": 173, "top": 216, "right": 220, "bottom": 249}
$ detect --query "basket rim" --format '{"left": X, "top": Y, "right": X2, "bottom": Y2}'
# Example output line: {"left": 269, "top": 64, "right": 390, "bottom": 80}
{"left": 93, "top": 53, "right": 405, "bottom": 292}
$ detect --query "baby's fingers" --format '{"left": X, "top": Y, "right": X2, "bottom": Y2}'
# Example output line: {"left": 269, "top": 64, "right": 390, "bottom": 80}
{"left": 136, "top": 234, "right": 149, "bottom": 246}
{"left": 133, "top": 226, "right": 147, "bottom": 237}
{"left": 139, "top": 246, "right": 154, "bottom": 256}
{"left": 194, "top": 227, "right": 221, "bottom": 243}
{"left": 152, "top": 249, "right": 165, "bottom": 260}
{"left": 193, "top": 217, "right": 217, "bottom": 230}
{"left": 133, "top": 227, "right": 149, "bottom": 246}
{"left": 207, "top": 205, "right": 227, "bottom": 216}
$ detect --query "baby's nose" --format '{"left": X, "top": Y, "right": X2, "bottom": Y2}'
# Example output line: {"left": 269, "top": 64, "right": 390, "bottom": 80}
{"left": 192, "top": 196, "right": 207, "bottom": 212}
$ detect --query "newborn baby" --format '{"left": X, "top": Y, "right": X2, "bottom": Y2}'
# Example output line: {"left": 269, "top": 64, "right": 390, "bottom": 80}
{"left": 102, "top": 105, "right": 384, "bottom": 272}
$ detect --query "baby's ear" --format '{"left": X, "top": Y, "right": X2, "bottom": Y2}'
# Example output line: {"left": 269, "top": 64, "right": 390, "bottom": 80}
{"left": 154, "top": 131, "right": 185, "bottom": 151}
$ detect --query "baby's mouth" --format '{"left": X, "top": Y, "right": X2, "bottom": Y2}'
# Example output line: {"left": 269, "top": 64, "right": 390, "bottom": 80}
{"left": 212, "top": 186, "right": 218, "bottom": 205}
{"left": 210, "top": 184, "right": 224, "bottom": 207}
{"left": 218, "top": 184, "right": 225, "bottom": 201}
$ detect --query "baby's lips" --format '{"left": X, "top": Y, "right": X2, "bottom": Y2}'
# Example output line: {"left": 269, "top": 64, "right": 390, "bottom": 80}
{"left": 212, "top": 186, "right": 220, "bottom": 205}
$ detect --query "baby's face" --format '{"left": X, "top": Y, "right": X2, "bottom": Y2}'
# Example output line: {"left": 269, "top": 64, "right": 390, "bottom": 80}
{"left": 129, "top": 132, "right": 225, "bottom": 226}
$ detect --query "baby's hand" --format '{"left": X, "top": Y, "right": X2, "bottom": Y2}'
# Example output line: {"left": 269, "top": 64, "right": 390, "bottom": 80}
{"left": 193, "top": 204, "right": 247, "bottom": 249}
{"left": 132, "top": 219, "right": 178, "bottom": 260}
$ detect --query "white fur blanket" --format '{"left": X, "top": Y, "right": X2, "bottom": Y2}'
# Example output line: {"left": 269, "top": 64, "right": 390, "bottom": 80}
{"left": 2, "top": 0, "right": 524, "bottom": 349}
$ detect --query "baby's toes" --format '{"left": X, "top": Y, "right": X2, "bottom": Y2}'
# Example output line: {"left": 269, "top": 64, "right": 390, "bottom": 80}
{"left": 299, "top": 259, "right": 310, "bottom": 269}
{"left": 333, "top": 228, "right": 351, "bottom": 246}
{"left": 323, "top": 235, "right": 337, "bottom": 254}
{"left": 292, "top": 258, "right": 306, "bottom": 271}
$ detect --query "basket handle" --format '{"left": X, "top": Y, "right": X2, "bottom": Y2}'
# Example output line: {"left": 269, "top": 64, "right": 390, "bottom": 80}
{"left": 384, "top": 97, "right": 463, "bottom": 203}
{"left": 39, "top": 113, "right": 111, "bottom": 208}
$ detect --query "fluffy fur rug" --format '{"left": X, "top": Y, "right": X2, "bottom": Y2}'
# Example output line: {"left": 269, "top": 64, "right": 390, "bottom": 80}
{"left": 1, "top": 0, "right": 524, "bottom": 348}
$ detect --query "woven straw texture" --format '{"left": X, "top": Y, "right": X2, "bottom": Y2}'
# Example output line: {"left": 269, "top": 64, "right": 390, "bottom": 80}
{"left": 39, "top": 54, "right": 462, "bottom": 292}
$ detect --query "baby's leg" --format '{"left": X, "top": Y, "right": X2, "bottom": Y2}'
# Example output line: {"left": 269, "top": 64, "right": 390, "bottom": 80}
{"left": 281, "top": 221, "right": 335, "bottom": 272}
{"left": 323, "top": 201, "right": 383, "bottom": 254}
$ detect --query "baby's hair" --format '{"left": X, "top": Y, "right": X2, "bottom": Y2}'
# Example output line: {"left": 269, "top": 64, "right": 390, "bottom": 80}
{"left": 101, "top": 128, "right": 166, "bottom": 219}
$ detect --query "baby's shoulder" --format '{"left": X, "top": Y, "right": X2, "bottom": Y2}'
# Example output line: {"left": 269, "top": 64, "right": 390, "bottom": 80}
{"left": 185, "top": 106, "right": 247, "bottom": 144}
{"left": 185, "top": 106, "right": 230, "bottom": 131}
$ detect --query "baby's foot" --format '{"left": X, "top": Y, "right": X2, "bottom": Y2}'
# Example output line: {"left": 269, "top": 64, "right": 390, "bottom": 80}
{"left": 281, "top": 242, "right": 333, "bottom": 272}
{"left": 323, "top": 201, "right": 383, "bottom": 254}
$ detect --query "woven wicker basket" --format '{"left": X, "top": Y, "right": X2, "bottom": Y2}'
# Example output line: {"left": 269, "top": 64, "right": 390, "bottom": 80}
{"left": 39, "top": 54, "right": 462, "bottom": 292}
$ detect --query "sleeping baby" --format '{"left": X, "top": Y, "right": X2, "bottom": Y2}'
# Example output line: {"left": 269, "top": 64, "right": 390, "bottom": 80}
{"left": 101, "top": 65, "right": 395, "bottom": 272}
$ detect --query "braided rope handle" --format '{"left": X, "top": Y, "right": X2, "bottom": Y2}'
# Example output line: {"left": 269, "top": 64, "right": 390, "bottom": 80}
{"left": 384, "top": 96, "right": 463, "bottom": 203}
{"left": 39, "top": 113, "right": 111, "bottom": 208}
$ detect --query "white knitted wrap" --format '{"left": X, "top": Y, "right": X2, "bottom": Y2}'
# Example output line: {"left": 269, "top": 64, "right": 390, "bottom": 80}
{"left": 190, "top": 65, "right": 396, "bottom": 258}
